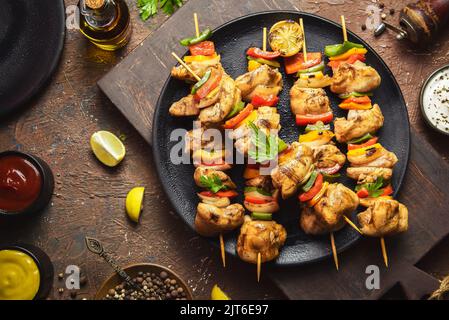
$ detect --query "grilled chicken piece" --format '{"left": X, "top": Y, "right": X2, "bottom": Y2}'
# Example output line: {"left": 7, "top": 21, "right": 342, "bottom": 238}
{"left": 290, "top": 87, "right": 331, "bottom": 116}
{"left": 198, "top": 74, "right": 241, "bottom": 124}
{"left": 300, "top": 183, "right": 359, "bottom": 235}
{"left": 169, "top": 95, "right": 199, "bottom": 117}
{"left": 194, "top": 167, "right": 236, "bottom": 189}
{"left": 348, "top": 147, "right": 398, "bottom": 168}
{"left": 271, "top": 142, "right": 314, "bottom": 199}
{"left": 171, "top": 55, "right": 222, "bottom": 82}
{"left": 237, "top": 216, "right": 287, "bottom": 263}
{"left": 312, "top": 144, "right": 346, "bottom": 172}
{"left": 232, "top": 107, "right": 281, "bottom": 155}
{"left": 346, "top": 167, "right": 393, "bottom": 184}
{"left": 334, "top": 104, "right": 384, "bottom": 143}
{"left": 195, "top": 203, "right": 245, "bottom": 237}
{"left": 235, "top": 64, "right": 283, "bottom": 102}
{"left": 357, "top": 198, "right": 408, "bottom": 237}
{"left": 330, "top": 60, "right": 381, "bottom": 94}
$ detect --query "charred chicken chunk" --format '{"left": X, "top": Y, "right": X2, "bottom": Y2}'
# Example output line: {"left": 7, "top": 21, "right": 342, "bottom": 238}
{"left": 271, "top": 142, "right": 314, "bottom": 199}
{"left": 334, "top": 104, "right": 384, "bottom": 143}
{"left": 290, "top": 87, "right": 331, "bottom": 116}
{"left": 195, "top": 203, "right": 245, "bottom": 237}
{"left": 232, "top": 107, "right": 280, "bottom": 156}
{"left": 235, "top": 64, "right": 283, "bottom": 102}
{"left": 300, "top": 183, "right": 359, "bottom": 235}
{"left": 357, "top": 198, "right": 408, "bottom": 237}
{"left": 193, "top": 167, "right": 236, "bottom": 189}
{"left": 346, "top": 167, "right": 393, "bottom": 184}
{"left": 237, "top": 216, "right": 287, "bottom": 264}
{"left": 312, "top": 144, "right": 346, "bottom": 172}
{"left": 330, "top": 60, "right": 381, "bottom": 94}
{"left": 169, "top": 95, "right": 199, "bottom": 117}
{"left": 171, "top": 55, "right": 222, "bottom": 82}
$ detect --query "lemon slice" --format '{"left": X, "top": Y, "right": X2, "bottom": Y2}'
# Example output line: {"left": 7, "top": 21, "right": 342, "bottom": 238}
{"left": 269, "top": 20, "right": 304, "bottom": 57}
{"left": 90, "top": 131, "right": 126, "bottom": 167}
{"left": 211, "top": 285, "right": 231, "bottom": 300}
{"left": 126, "top": 187, "right": 145, "bottom": 223}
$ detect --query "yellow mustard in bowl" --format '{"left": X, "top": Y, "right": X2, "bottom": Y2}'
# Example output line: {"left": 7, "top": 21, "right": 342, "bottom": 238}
{"left": 0, "top": 249, "right": 40, "bottom": 300}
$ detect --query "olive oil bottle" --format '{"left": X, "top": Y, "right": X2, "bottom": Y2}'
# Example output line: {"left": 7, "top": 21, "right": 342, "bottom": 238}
{"left": 78, "top": 0, "right": 132, "bottom": 51}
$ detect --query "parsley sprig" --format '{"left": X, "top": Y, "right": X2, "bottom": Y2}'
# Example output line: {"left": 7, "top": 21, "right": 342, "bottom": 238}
{"left": 137, "top": 0, "right": 183, "bottom": 21}
{"left": 247, "top": 121, "right": 287, "bottom": 163}
{"left": 200, "top": 175, "right": 228, "bottom": 193}
{"left": 355, "top": 177, "right": 385, "bottom": 198}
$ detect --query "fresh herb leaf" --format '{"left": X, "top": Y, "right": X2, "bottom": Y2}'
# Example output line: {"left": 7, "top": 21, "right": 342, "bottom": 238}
{"left": 355, "top": 177, "right": 385, "bottom": 198}
{"left": 137, "top": 0, "right": 183, "bottom": 21}
{"left": 200, "top": 174, "right": 228, "bottom": 193}
{"left": 247, "top": 121, "right": 286, "bottom": 163}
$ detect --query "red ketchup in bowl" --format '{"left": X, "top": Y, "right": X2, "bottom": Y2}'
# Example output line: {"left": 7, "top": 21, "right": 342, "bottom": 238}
{"left": 0, "top": 155, "right": 42, "bottom": 213}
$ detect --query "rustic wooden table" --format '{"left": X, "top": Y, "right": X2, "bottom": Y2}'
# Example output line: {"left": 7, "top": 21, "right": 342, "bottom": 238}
{"left": 0, "top": 0, "right": 448, "bottom": 300}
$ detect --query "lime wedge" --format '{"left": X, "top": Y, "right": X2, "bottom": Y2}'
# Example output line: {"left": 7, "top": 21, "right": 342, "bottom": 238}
{"left": 90, "top": 131, "right": 126, "bottom": 167}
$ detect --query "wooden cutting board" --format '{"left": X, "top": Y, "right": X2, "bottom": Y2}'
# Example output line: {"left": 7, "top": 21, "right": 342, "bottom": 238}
{"left": 98, "top": 0, "right": 448, "bottom": 299}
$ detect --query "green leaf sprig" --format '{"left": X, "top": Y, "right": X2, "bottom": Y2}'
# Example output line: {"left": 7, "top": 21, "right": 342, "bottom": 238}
{"left": 355, "top": 177, "right": 385, "bottom": 198}
{"left": 137, "top": 0, "right": 183, "bottom": 21}
{"left": 200, "top": 174, "right": 228, "bottom": 193}
{"left": 247, "top": 121, "right": 286, "bottom": 163}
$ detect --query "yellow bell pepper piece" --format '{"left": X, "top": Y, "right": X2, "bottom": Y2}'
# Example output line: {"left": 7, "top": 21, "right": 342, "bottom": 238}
{"left": 347, "top": 143, "right": 382, "bottom": 157}
{"left": 329, "top": 48, "right": 368, "bottom": 61}
{"left": 248, "top": 60, "right": 262, "bottom": 72}
{"left": 299, "top": 130, "right": 334, "bottom": 143}
{"left": 299, "top": 71, "right": 324, "bottom": 80}
{"left": 339, "top": 102, "right": 372, "bottom": 110}
{"left": 308, "top": 182, "right": 329, "bottom": 207}
{"left": 184, "top": 53, "right": 218, "bottom": 63}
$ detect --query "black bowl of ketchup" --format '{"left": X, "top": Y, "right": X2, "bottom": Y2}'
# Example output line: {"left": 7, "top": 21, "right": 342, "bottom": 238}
{"left": 0, "top": 151, "right": 54, "bottom": 217}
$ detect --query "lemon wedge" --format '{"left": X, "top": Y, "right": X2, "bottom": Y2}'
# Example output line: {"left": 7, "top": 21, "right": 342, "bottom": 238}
{"left": 126, "top": 187, "right": 145, "bottom": 223}
{"left": 211, "top": 285, "right": 231, "bottom": 300}
{"left": 269, "top": 20, "right": 304, "bottom": 57}
{"left": 90, "top": 131, "right": 126, "bottom": 167}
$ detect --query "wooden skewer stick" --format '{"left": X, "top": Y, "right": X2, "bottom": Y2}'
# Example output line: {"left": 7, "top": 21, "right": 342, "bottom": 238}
{"left": 257, "top": 252, "right": 262, "bottom": 282}
{"left": 171, "top": 52, "right": 201, "bottom": 82}
{"left": 262, "top": 27, "right": 267, "bottom": 51}
{"left": 300, "top": 18, "right": 308, "bottom": 62}
{"left": 380, "top": 237, "right": 389, "bottom": 267}
{"left": 343, "top": 216, "right": 363, "bottom": 234}
{"left": 219, "top": 233, "right": 226, "bottom": 268}
{"left": 194, "top": 13, "right": 200, "bottom": 38}
{"left": 341, "top": 15, "right": 348, "bottom": 42}
{"left": 330, "top": 232, "right": 339, "bottom": 270}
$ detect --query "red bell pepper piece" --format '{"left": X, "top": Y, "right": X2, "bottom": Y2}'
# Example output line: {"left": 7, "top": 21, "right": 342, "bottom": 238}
{"left": 381, "top": 185, "right": 394, "bottom": 197}
{"left": 356, "top": 188, "right": 370, "bottom": 198}
{"left": 284, "top": 52, "right": 322, "bottom": 74}
{"left": 299, "top": 174, "right": 323, "bottom": 202}
{"left": 223, "top": 104, "right": 254, "bottom": 129}
{"left": 245, "top": 196, "right": 274, "bottom": 204}
{"left": 251, "top": 95, "right": 279, "bottom": 107}
{"left": 347, "top": 137, "right": 379, "bottom": 150}
{"left": 328, "top": 54, "right": 366, "bottom": 70}
{"left": 200, "top": 190, "right": 238, "bottom": 198}
{"left": 189, "top": 41, "right": 215, "bottom": 56}
{"left": 296, "top": 112, "right": 333, "bottom": 126}
{"left": 194, "top": 69, "right": 222, "bottom": 101}
{"left": 246, "top": 47, "right": 280, "bottom": 60}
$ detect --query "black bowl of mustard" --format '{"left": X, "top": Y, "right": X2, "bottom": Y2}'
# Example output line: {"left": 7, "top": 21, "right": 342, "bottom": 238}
{"left": 0, "top": 151, "right": 54, "bottom": 217}
{"left": 0, "top": 243, "right": 54, "bottom": 300}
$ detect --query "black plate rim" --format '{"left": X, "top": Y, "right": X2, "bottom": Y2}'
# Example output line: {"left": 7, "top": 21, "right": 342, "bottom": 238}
{"left": 152, "top": 10, "right": 411, "bottom": 267}
{"left": 0, "top": 0, "right": 66, "bottom": 117}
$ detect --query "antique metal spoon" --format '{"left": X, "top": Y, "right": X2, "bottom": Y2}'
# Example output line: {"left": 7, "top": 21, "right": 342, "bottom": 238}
{"left": 84, "top": 236, "right": 141, "bottom": 292}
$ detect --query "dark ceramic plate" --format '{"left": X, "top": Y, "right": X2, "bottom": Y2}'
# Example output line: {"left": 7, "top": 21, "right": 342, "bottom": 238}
{"left": 0, "top": 0, "right": 65, "bottom": 117}
{"left": 153, "top": 11, "right": 410, "bottom": 266}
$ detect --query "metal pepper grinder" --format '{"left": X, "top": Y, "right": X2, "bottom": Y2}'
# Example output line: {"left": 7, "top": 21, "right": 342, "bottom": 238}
{"left": 380, "top": 0, "right": 449, "bottom": 46}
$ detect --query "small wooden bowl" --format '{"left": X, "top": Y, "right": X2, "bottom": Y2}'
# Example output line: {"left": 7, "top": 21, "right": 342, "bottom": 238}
{"left": 95, "top": 263, "right": 193, "bottom": 300}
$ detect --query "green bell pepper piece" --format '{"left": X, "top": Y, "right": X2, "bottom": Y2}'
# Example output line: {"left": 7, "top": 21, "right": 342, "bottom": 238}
{"left": 226, "top": 101, "right": 245, "bottom": 119}
{"left": 251, "top": 212, "right": 273, "bottom": 221}
{"left": 180, "top": 28, "right": 213, "bottom": 46}
{"left": 338, "top": 92, "right": 373, "bottom": 99}
{"left": 324, "top": 41, "right": 365, "bottom": 57}
{"left": 191, "top": 70, "right": 211, "bottom": 94}
{"left": 244, "top": 187, "right": 272, "bottom": 197}
{"left": 348, "top": 133, "right": 373, "bottom": 144}
{"left": 296, "top": 61, "right": 325, "bottom": 75}
{"left": 302, "top": 171, "right": 318, "bottom": 192}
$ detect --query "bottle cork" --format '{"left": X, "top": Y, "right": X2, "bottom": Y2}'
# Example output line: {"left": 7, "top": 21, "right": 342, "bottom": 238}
{"left": 85, "top": 0, "right": 105, "bottom": 10}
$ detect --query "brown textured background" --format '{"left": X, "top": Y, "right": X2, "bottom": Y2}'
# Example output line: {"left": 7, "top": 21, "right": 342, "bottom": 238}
{"left": 0, "top": 0, "right": 448, "bottom": 300}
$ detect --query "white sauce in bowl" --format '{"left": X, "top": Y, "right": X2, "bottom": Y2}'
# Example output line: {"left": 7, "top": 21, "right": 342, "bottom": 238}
{"left": 421, "top": 65, "right": 449, "bottom": 134}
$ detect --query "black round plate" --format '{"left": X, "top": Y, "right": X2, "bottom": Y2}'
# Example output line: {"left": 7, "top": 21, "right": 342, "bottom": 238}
{"left": 0, "top": 0, "right": 65, "bottom": 117}
{"left": 153, "top": 11, "right": 410, "bottom": 266}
